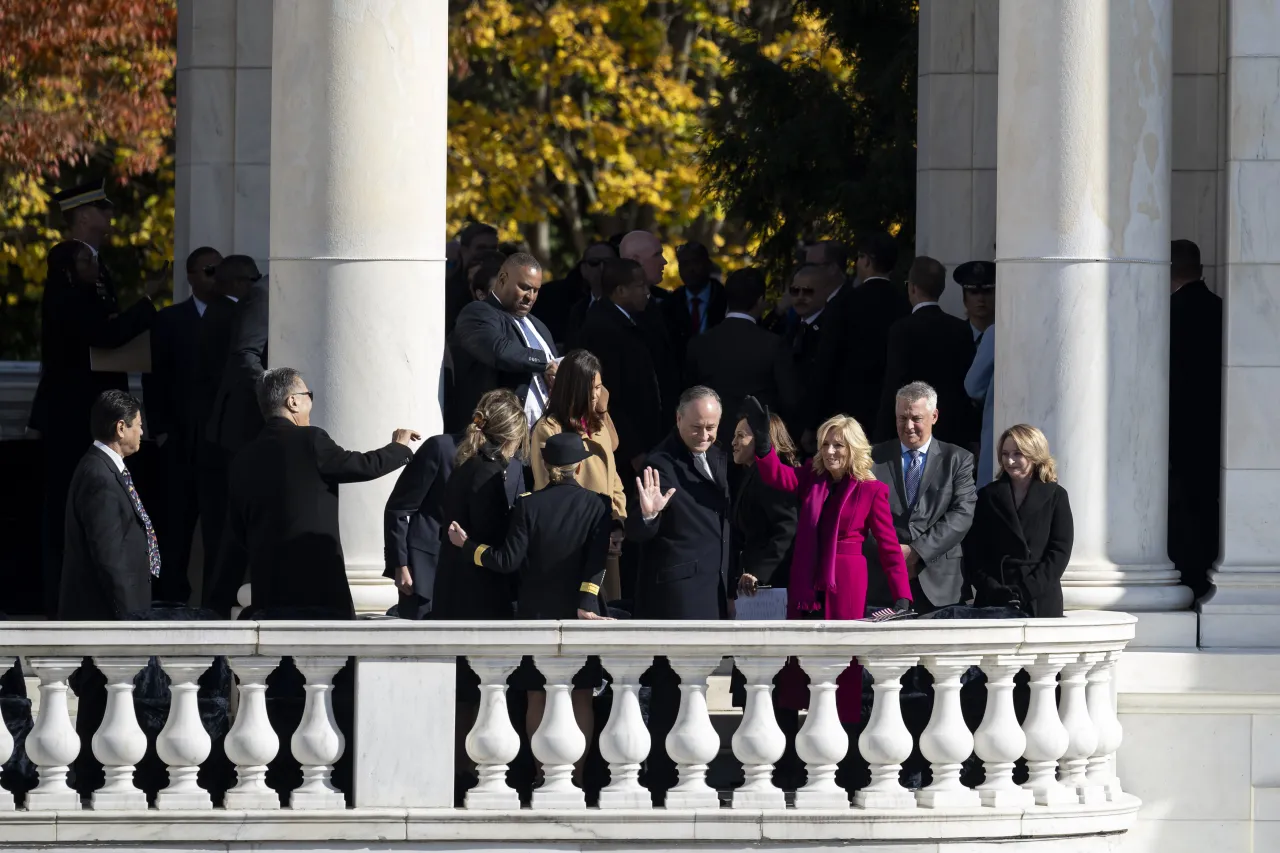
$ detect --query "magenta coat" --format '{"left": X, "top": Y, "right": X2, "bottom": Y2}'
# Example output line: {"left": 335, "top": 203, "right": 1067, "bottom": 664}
{"left": 755, "top": 447, "right": 912, "bottom": 722}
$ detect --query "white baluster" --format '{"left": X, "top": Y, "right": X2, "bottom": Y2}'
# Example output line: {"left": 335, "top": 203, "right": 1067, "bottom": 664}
{"left": 155, "top": 657, "right": 214, "bottom": 809}
{"left": 1058, "top": 653, "right": 1104, "bottom": 803}
{"left": 663, "top": 656, "right": 722, "bottom": 809}
{"left": 796, "top": 656, "right": 852, "bottom": 809}
{"left": 1086, "top": 652, "right": 1124, "bottom": 800}
{"left": 973, "top": 655, "right": 1034, "bottom": 808}
{"left": 289, "top": 656, "right": 348, "bottom": 810}
{"left": 23, "top": 657, "right": 82, "bottom": 811}
{"left": 1021, "top": 654, "right": 1075, "bottom": 806}
{"left": 916, "top": 655, "right": 981, "bottom": 808}
{"left": 224, "top": 658, "right": 281, "bottom": 809}
{"left": 89, "top": 657, "right": 148, "bottom": 810}
{"left": 730, "top": 656, "right": 786, "bottom": 809}
{"left": 464, "top": 656, "right": 521, "bottom": 810}
{"left": 597, "top": 656, "right": 652, "bottom": 810}
{"left": 854, "top": 655, "right": 917, "bottom": 810}
{"left": 531, "top": 656, "right": 588, "bottom": 809}
{"left": 0, "top": 662, "right": 11, "bottom": 811}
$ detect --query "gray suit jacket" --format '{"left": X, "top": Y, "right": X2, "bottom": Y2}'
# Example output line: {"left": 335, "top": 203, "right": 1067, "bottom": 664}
{"left": 866, "top": 438, "right": 977, "bottom": 607}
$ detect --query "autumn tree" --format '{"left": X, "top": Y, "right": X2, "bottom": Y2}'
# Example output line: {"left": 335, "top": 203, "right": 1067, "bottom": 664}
{"left": 1, "top": 0, "right": 177, "bottom": 358}
{"left": 701, "top": 0, "right": 919, "bottom": 276}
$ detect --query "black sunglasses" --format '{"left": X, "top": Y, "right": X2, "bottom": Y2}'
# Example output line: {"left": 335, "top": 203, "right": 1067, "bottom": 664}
{"left": 789, "top": 286, "right": 816, "bottom": 297}
{"left": 583, "top": 258, "right": 607, "bottom": 267}
{"left": 292, "top": 390, "right": 314, "bottom": 400}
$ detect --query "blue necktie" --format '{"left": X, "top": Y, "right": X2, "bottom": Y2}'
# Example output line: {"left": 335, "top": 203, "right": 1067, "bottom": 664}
{"left": 905, "top": 450, "right": 924, "bottom": 508}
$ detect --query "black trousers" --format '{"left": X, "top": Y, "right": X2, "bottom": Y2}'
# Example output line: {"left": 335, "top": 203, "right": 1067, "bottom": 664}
{"left": 198, "top": 441, "right": 233, "bottom": 608}
{"left": 152, "top": 437, "right": 199, "bottom": 605}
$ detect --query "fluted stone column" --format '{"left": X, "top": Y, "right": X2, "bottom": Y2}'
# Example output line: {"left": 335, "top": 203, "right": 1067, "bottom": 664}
{"left": 1200, "top": 0, "right": 1280, "bottom": 647}
{"left": 269, "top": 0, "right": 447, "bottom": 614}
{"left": 995, "top": 0, "right": 1193, "bottom": 622}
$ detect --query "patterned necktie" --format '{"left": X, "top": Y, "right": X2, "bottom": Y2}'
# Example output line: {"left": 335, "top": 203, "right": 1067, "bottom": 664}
{"left": 121, "top": 467, "right": 161, "bottom": 577}
{"left": 905, "top": 450, "right": 924, "bottom": 509}
{"left": 517, "top": 317, "right": 550, "bottom": 410}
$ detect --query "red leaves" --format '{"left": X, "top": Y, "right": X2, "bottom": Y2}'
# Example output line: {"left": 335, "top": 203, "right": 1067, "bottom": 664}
{"left": 0, "top": 0, "right": 176, "bottom": 178}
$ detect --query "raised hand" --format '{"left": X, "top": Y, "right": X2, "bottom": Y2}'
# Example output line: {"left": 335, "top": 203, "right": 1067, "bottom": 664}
{"left": 447, "top": 520, "right": 467, "bottom": 547}
{"left": 740, "top": 395, "right": 772, "bottom": 457}
{"left": 636, "top": 467, "right": 676, "bottom": 518}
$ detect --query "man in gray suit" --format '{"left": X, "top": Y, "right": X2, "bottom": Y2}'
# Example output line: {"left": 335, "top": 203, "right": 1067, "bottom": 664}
{"left": 866, "top": 381, "right": 977, "bottom": 613}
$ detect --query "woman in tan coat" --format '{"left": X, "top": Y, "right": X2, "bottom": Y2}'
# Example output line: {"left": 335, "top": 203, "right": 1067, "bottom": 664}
{"left": 530, "top": 349, "right": 627, "bottom": 603}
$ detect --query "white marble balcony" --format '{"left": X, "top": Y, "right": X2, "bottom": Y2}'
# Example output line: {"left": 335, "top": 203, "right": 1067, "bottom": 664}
{"left": 0, "top": 613, "right": 1139, "bottom": 847}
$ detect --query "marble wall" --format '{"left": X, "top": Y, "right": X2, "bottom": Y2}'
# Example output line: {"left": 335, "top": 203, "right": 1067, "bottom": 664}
{"left": 174, "top": 0, "right": 272, "bottom": 299}
{"left": 916, "top": 0, "right": 998, "bottom": 318}
{"left": 1199, "top": 0, "right": 1280, "bottom": 647}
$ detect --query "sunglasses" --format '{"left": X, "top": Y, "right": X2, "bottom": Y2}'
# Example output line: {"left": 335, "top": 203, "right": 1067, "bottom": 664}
{"left": 789, "top": 286, "right": 816, "bottom": 297}
{"left": 584, "top": 258, "right": 606, "bottom": 267}
{"left": 292, "top": 390, "right": 314, "bottom": 400}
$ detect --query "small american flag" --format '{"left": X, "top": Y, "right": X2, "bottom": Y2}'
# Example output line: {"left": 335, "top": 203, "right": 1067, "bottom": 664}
{"left": 867, "top": 607, "right": 897, "bottom": 622}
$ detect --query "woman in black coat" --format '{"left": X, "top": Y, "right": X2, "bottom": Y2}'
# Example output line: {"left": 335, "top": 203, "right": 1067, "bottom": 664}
{"left": 964, "top": 423, "right": 1073, "bottom": 617}
{"left": 729, "top": 411, "right": 799, "bottom": 598}
{"left": 433, "top": 389, "right": 529, "bottom": 622}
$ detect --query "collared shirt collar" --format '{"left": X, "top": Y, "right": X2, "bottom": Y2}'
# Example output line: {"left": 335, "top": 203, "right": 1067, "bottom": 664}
{"left": 192, "top": 295, "right": 208, "bottom": 317}
{"left": 93, "top": 440, "right": 126, "bottom": 473}
{"left": 74, "top": 239, "right": 99, "bottom": 258}
{"left": 901, "top": 438, "right": 933, "bottom": 458}
{"left": 862, "top": 275, "right": 891, "bottom": 285}
{"left": 614, "top": 302, "right": 634, "bottom": 323}
{"left": 802, "top": 307, "right": 824, "bottom": 325}
{"left": 912, "top": 301, "right": 939, "bottom": 313}
{"left": 826, "top": 283, "right": 845, "bottom": 303}
{"left": 723, "top": 311, "right": 756, "bottom": 324}
{"left": 971, "top": 322, "right": 985, "bottom": 341}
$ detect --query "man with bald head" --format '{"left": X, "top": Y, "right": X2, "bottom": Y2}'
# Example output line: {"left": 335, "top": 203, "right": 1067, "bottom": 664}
{"left": 447, "top": 252, "right": 559, "bottom": 432}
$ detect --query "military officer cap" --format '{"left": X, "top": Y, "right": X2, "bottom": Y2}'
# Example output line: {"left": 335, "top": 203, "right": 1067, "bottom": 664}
{"left": 51, "top": 179, "right": 114, "bottom": 215}
{"left": 543, "top": 432, "right": 593, "bottom": 467}
{"left": 954, "top": 260, "right": 995, "bottom": 290}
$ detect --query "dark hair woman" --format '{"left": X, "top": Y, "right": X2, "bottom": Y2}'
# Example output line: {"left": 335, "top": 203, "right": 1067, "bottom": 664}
{"left": 730, "top": 411, "right": 800, "bottom": 596}
{"left": 529, "top": 349, "right": 627, "bottom": 602}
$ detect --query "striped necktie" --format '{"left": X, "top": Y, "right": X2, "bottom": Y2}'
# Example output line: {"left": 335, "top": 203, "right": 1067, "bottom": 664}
{"left": 905, "top": 450, "right": 924, "bottom": 509}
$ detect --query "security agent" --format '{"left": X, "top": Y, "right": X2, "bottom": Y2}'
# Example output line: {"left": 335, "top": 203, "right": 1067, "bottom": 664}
{"left": 448, "top": 432, "right": 614, "bottom": 620}
{"left": 954, "top": 260, "right": 995, "bottom": 341}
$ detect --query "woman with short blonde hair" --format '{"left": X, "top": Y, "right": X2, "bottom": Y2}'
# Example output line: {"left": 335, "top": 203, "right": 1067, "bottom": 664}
{"left": 964, "top": 423, "right": 1073, "bottom": 617}
{"left": 739, "top": 396, "right": 911, "bottom": 724}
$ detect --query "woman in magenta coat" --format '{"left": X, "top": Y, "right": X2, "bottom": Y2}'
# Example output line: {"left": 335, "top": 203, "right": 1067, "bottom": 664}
{"left": 741, "top": 397, "right": 912, "bottom": 723}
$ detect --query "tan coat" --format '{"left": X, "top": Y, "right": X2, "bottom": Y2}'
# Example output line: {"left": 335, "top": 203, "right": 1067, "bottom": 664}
{"left": 529, "top": 414, "right": 627, "bottom": 522}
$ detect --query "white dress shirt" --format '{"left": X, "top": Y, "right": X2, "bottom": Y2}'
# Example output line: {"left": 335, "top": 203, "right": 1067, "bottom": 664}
{"left": 192, "top": 295, "right": 208, "bottom": 317}
{"left": 93, "top": 440, "right": 126, "bottom": 473}
{"left": 723, "top": 311, "right": 756, "bottom": 324}
{"left": 513, "top": 315, "right": 555, "bottom": 427}
{"left": 912, "top": 301, "right": 940, "bottom": 313}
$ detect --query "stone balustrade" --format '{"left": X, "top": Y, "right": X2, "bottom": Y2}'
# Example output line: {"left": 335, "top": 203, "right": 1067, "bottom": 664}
{"left": 0, "top": 614, "right": 1139, "bottom": 847}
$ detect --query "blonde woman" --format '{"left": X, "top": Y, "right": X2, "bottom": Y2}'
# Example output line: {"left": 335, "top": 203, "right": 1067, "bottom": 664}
{"left": 740, "top": 396, "right": 911, "bottom": 723}
{"left": 965, "top": 424, "right": 1073, "bottom": 617}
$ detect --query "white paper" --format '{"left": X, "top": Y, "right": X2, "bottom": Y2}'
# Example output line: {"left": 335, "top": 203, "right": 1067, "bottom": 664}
{"left": 734, "top": 587, "right": 788, "bottom": 621}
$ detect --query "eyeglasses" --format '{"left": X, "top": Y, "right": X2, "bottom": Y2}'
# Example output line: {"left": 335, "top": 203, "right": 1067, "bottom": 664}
{"left": 584, "top": 258, "right": 606, "bottom": 267}
{"left": 789, "top": 286, "right": 816, "bottom": 297}
{"left": 292, "top": 390, "right": 314, "bottom": 400}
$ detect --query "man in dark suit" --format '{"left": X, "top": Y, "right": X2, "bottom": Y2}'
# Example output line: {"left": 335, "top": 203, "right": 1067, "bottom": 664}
{"left": 685, "top": 267, "right": 789, "bottom": 448}
{"left": 1168, "top": 239, "right": 1222, "bottom": 599}
{"left": 383, "top": 431, "right": 460, "bottom": 620}
{"left": 807, "top": 231, "right": 909, "bottom": 443}
{"left": 577, "top": 258, "right": 667, "bottom": 477}
{"left": 143, "top": 245, "right": 223, "bottom": 603}
{"left": 32, "top": 231, "right": 161, "bottom": 617}
{"left": 661, "top": 241, "right": 726, "bottom": 362}
{"left": 445, "top": 222, "right": 499, "bottom": 334}
{"left": 59, "top": 391, "right": 157, "bottom": 620}
{"left": 627, "top": 386, "right": 730, "bottom": 619}
{"left": 866, "top": 382, "right": 977, "bottom": 613}
{"left": 201, "top": 257, "right": 268, "bottom": 598}
{"left": 210, "top": 367, "right": 419, "bottom": 618}
{"left": 778, "top": 263, "right": 836, "bottom": 438}
{"left": 533, "top": 241, "right": 617, "bottom": 351}
{"left": 447, "top": 253, "right": 558, "bottom": 433}
{"left": 626, "top": 386, "right": 730, "bottom": 801}
{"left": 875, "top": 256, "right": 977, "bottom": 445}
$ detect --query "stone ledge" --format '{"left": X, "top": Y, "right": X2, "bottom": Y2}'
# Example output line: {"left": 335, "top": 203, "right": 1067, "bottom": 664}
{"left": 0, "top": 798, "right": 1139, "bottom": 845}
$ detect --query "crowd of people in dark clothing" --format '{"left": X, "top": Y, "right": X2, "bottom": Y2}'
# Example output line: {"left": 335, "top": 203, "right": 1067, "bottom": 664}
{"left": 24, "top": 177, "right": 1223, "bottom": 804}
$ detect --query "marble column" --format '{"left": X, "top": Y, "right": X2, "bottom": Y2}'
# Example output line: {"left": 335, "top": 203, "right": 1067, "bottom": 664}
{"left": 175, "top": 0, "right": 273, "bottom": 299}
{"left": 995, "top": 0, "right": 1193, "bottom": 616}
{"left": 1199, "top": 0, "right": 1280, "bottom": 647}
{"left": 916, "top": 0, "right": 999, "bottom": 318}
{"left": 270, "top": 0, "right": 447, "bottom": 615}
